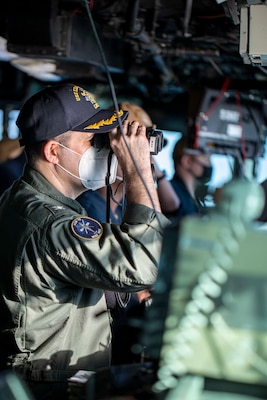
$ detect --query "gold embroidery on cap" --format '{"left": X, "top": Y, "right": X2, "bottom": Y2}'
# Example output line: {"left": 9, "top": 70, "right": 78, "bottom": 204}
{"left": 72, "top": 85, "right": 99, "bottom": 110}
{"left": 83, "top": 110, "right": 124, "bottom": 130}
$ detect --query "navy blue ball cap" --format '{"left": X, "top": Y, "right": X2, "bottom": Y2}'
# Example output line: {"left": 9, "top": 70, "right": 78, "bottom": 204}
{"left": 17, "top": 83, "right": 129, "bottom": 146}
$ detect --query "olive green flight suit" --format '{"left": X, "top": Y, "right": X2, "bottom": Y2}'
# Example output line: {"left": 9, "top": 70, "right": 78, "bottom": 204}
{"left": 0, "top": 165, "right": 169, "bottom": 388}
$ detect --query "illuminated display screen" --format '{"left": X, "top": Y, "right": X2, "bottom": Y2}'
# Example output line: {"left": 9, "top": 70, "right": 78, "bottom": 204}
{"left": 8, "top": 109, "right": 20, "bottom": 139}
{"left": 0, "top": 109, "right": 3, "bottom": 140}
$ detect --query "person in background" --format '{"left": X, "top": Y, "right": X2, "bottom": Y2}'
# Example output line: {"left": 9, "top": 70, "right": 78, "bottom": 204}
{"left": 76, "top": 101, "right": 179, "bottom": 365}
{"left": 0, "top": 136, "right": 26, "bottom": 195}
{"left": 167, "top": 134, "right": 213, "bottom": 219}
{"left": 0, "top": 83, "right": 170, "bottom": 399}
{"left": 77, "top": 101, "right": 179, "bottom": 222}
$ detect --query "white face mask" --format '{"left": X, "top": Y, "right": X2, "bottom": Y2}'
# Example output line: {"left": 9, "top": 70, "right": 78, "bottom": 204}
{"left": 57, "top": 143, "right": 118, "bottom": 191}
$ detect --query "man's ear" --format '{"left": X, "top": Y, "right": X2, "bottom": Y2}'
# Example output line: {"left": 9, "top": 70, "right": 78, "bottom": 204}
{"left": 180, "top": 153, "right": 191, "bottom": 169}
{"left": 43, "top": 140, "right": 60, "bottom": 164}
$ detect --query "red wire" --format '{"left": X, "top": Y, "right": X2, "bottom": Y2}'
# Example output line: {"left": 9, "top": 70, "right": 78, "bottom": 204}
{"left": 204, "top": 77, "right": 231, "bottom": 118}
{"left": 194, "top": 77, "right": 231, "bottom": 149}
{"left": 73, "top": 1, "right": 94, "bottom": 14}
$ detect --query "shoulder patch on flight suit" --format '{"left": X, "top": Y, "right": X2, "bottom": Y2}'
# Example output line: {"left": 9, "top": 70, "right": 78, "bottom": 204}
{"left": 71, "top": 216, "right": 103, "bottom": 240}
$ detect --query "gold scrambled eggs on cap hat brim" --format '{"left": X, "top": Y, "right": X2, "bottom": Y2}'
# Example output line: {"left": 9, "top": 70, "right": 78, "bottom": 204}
{"left": 73, "top": 109, "right": 129, "bottom": 133}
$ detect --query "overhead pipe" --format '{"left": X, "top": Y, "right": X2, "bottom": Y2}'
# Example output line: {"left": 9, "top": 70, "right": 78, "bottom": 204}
{"left": 124, "top": 0, "right": 180, "bottom": 93}
{"left": 184, "top": 0, "right": 193, "bottom": 37}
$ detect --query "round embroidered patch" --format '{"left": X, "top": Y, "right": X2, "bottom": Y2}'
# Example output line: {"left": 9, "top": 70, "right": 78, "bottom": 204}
{"left": 71, "top": 216, "right": 103, "bottom": 240}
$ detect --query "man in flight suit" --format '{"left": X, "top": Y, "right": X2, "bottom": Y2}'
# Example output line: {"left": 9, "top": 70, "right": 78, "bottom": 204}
{"left": 0, "top": 84, "right": 169, "bottom": 399}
